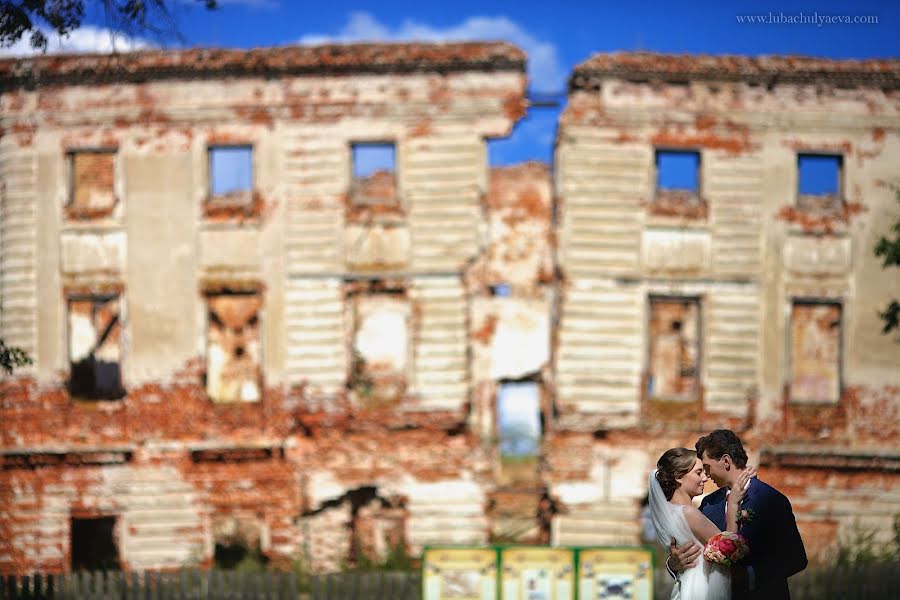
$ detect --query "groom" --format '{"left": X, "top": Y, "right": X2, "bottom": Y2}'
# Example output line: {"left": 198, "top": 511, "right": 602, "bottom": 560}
{"left": 667, "top": 429, "right": 807, "bottom": 599}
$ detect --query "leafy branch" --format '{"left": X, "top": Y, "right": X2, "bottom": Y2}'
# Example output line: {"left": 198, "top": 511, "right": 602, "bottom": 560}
{"left": 0, "top": 338, "right": 32, "bottom": 375}
{"left": 0, "top": 1, "right": 218, "bottom": 51}
{"left": 875, "top": 183, "right": 900, "bottom": 334}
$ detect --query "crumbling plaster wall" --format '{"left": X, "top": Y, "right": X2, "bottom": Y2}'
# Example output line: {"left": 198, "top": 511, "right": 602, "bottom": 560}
{"left": 4, "top": 78, "right": 287, "bottom": 388}
{"left": 1, "top": 49, "right": 529, "bottom": 574}
{"left": 282, "top": 70, "right": 527, "bottom": 405}
{"left": 278, "top": 69, "right": 529, "bottom": 561}
{"left": 463, "top": 163, "right": 556, "bottom": 542}
{"left": 2, "top": 461, "right": 204, "bottom": 573}
{"left": 553, "top": 69, "right": 900, "bottom": 558}
{"left": 466, "top": 163, "right": 554, "bottom": 444}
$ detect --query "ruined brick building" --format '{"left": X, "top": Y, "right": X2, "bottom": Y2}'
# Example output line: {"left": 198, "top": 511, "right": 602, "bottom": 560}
{"left": 0, "top": 44, "right": 898, "bottom": 574}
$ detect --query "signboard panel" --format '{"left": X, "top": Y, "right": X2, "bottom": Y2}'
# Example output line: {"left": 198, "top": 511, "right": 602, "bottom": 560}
{"left": 499, "top": 547, "right": 574, "bottom": 600}
{"left": 576, "top": 548, "right": 654, "bottom": 600}
{"left": 423, "top": 547, "right": 499, "bottom": 600}
{"left": 421, "top": 545, "right": 655, "bottom": 600}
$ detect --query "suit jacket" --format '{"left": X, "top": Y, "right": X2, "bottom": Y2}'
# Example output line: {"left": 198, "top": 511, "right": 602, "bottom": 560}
{"left": 700, "top": 478, "right": 808, "bottom": 600}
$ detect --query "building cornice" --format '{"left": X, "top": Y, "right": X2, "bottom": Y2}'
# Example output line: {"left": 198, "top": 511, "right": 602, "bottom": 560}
{"left": 0, "top": 42, "right": 526, "bottom": 91}
{"left": 571, "top": 52, "right": 900, "bottom": 91}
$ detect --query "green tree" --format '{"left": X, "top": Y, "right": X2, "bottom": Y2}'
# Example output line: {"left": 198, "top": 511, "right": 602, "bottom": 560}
{"left": 0, "top": 0, "right": 218, "bottom": 51}
{"left": 875, "top": 184, "right": 900, "bottom": 333}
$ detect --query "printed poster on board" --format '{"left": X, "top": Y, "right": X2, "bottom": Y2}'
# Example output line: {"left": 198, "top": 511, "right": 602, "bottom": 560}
{"left": 499, "top": 547, "right": 574, "bottom": 600}
{"left": 422, "top": 547, "right": 498, "bottom": 600}
{"left": 577, "top": 548, "right": 653, "bottom": 600}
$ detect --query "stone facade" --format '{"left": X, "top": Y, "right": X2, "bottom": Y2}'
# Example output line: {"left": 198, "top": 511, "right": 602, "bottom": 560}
{"left": 1, "top": 45, "right": 898, "bottom": 575}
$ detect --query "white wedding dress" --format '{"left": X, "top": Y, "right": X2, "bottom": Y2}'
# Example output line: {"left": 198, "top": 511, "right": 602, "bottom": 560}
{"left": 648, "top": 470, "right": 731, "bottom": 600}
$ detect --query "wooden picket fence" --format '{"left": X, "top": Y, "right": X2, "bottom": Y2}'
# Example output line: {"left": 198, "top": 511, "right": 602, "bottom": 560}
{"left": 1, "top": 562, "right": 897, "bottom": 599}
{"left": 0, "top": 569, "right": 419, "bottom": 600}
{"left": 309, "top": 571, "right": 420, "bottom": 600}
{"left": 0, "top": 570, "right": 300, "bottom": 600}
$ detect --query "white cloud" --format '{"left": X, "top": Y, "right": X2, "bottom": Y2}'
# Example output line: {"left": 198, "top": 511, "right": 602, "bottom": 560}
{"left": 299, "top": 12, "right": 565, "bottom": 92}
{"left": 0, "top": 26, "right": 152, "bottom": 57}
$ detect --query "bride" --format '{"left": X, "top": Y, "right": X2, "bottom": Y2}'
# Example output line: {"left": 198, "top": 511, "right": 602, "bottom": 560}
{"left": 648, "top": 448, "right": 753, "bottom": 600}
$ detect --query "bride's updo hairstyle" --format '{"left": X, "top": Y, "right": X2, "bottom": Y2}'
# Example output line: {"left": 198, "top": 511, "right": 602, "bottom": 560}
{"left": 655, "top": 448, "right": 698, "bottom": 500}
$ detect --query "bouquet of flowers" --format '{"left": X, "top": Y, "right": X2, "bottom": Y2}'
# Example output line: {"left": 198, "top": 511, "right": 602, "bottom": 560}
{"left": 703, "top": 532, "right": 750, "bottom": 566}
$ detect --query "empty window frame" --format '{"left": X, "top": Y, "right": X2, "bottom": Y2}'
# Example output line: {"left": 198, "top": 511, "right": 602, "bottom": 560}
{"left": 496, "top": 381, "right": 542, "bottom": 459}
{"left": 656, "top": 150, "right": 700, "bottom": 193}
{"left": 652, "top": 150, "right": 706, "bottom": 219}
{"left": 790, "top": 301, "right": 842, "bottom": 404}
{"left": 206, "top": 292, "right": 262, "bottom": 403}
{"left": 647, "top": 297, "right": 701, "bottom": 400}
{"left": 71, "top": 516, "right": 120, "bottom": 572}
{"left": 350, "top": 143, "right": 397, "bottom": 206}
{"left": 67, "top": 150, "right": 117, "bottom": 218}
{"left": 489, "top": 283, "right": 512, "bottom": 298}
{"left": 208, "top": 145, "right": 254, "bottom": 206}
{"left": 340, "top": 487, "right": 407, "bottom": 566}
{"left": 213, "top": 516, "right": 268, "bottom": 570}
{"left": 67, "top": 296, "right": 125, "bottom": 400}
{"left": 797, "top": 154, "right": 843, "bottom": 212}
{"left": 349, "top": 291, "right": 409, "bottom": 403}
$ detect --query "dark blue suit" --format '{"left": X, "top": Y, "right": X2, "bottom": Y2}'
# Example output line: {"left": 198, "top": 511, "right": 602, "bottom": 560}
{"left": 700, "top": 478, "right": 808, "bottom": 600}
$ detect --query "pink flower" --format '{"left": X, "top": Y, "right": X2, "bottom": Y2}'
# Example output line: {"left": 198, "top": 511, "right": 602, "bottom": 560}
{"left": 719, "top": 539, "right": 736, "bottom": 555}
{"left": 738, "top": 509, "right": 756, "bottom": 527}
{"left": 703, "top": 532, "right": 750, "bottom": 566}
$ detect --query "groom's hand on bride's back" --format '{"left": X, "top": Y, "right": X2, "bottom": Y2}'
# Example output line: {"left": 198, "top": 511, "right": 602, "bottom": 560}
{"left": 668, "top": 539, "right": 700, "bottom": 572}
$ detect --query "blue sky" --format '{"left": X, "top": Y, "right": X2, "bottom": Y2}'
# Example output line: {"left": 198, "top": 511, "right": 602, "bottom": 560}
{"left": 173, "top": 0, "right": 900, "bottom": 166}
{"left": 6, "top": 1, "right": 897, "bottom": 165}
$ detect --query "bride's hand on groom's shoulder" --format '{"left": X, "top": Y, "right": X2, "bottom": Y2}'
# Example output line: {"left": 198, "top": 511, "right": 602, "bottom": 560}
{"left": 744, "top": 465, "right": 758, "bottom": 483}
{"left": 729, "top": 469, "right": 755, "bottom": 504}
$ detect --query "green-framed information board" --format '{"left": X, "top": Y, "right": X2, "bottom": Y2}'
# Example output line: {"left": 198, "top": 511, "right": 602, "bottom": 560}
{"left": 422, "top": 546, "right": 654, "bottom": 600}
